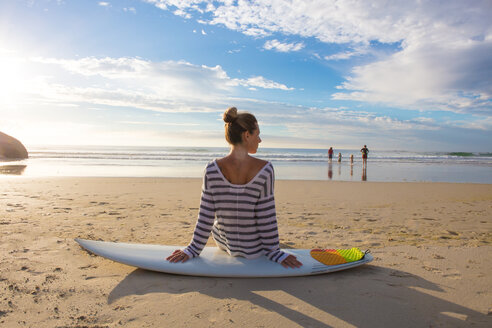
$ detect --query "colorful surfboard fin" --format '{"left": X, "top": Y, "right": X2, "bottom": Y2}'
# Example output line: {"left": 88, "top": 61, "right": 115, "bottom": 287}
{"left": 310, "top": 248, "right": 365, "bottom": 266}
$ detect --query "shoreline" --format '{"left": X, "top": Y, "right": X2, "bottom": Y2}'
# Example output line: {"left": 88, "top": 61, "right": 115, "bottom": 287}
{"left": 2, "top": 174, "right": 492, "bottom": 185}
{"left": 2, "top": 145, "right": 492, "bottom": 183}
{"left": 1, "top": 177, "right": 491, "bottom": 326}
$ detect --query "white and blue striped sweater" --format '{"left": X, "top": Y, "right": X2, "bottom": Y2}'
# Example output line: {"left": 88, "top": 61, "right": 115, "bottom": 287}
{"left": 183, "top": 160, "right": 288, "bottom": 263}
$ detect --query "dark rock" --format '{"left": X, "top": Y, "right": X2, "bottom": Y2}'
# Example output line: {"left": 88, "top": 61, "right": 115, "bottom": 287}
{"left": 0, "top": 131, "right": 28, "bottom": 159}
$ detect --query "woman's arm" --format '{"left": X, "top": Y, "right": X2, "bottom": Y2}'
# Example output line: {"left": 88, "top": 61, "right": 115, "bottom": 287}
{"left": 256, "top": 165, "right": 302, "bottom": 268}
{"left": 183, "top": 182, "right": 215, "bottom": 259}
{"left": 256, "top": 196, "right": 302, "bottom": 268}
{"left": 167, "top": 167, "right": 216, "bottom": 262}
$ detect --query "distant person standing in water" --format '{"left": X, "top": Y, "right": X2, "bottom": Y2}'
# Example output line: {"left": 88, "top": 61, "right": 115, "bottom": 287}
{"left": 328, "top": 147, "right": 334, "bottom": 161}
{"left": 350, "top": 154, "right": 354, "bottom": 165}
{"left": 338, "top": 153, "right": 342, "bottom": 163}
{"left": 361, "top": 145, "right": 369, "bottom": 167}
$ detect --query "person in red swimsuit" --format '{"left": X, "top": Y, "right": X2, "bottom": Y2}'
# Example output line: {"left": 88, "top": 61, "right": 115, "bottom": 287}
{"left": 328, "top": 147, "right": 334, "bottom": 161}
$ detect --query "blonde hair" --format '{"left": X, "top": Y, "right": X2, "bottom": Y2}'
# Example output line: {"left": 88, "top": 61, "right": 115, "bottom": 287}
{"left": 223, "top": 107, "right": 258, "bottom": 145}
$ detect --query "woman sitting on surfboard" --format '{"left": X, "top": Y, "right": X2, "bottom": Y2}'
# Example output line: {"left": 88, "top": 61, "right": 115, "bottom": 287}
{"left": 167, "top": 107, "right": 302, "bottom": 269}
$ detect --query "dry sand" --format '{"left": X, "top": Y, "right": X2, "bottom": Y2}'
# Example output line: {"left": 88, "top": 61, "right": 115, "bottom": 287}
{"left": 0, "top": 177, "right": 491, "bottom": 327}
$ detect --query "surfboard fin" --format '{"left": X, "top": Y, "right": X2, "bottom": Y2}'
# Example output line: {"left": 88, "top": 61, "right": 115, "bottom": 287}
{"left": 310, "top": 248, "right": 365, "bottom": 266}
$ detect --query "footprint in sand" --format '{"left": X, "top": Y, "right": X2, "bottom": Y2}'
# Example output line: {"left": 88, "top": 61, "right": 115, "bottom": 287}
{"left": 43, "top": 275, "right": 58, "bottom": 284}
{"left": 422, "top": 265, "right": 442, "bottom": 274}
{"left": 7, "top": 203, "right": 23, "bottom": 207}
{"left": 78, "top": 264, "right": 98, "bottom": 270}
{"left": 443, "top": 272, "right": 462, "bottom": 280}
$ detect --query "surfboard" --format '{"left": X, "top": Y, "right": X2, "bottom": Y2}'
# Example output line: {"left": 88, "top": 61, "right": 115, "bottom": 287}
{"left": 75, "top": 238, "right": 373, "bottom": 278}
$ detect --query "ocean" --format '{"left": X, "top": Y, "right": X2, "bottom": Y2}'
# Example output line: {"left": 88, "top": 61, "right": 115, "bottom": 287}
{"left": 1, "top": 145, "right": 491, "bottom": 183}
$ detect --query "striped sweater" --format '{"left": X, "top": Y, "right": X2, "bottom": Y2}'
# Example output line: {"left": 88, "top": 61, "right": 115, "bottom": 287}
{"left": 183, "top": 160, "right": 288, "bottom": 264}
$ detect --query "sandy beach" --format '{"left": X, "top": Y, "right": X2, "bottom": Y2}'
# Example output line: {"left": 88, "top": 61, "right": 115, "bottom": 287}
{"left": 1, "top": 177, "right": 491, "bottom": 327}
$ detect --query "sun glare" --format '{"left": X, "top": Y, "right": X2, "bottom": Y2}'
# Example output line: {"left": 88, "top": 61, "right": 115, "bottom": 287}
{"left": 0, "top": 55, "right": 26, "bottom": 105}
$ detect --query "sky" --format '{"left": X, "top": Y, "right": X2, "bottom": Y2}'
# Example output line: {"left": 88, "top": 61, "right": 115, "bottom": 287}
{"left": 0, "top": 0, "right": 491, "bottom": 151}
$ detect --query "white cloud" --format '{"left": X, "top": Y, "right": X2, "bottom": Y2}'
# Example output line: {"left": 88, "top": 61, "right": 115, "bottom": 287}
{"left": 237, "top": 76, "right": 294, "bottom": 91}
{"left": 332, "top": 39, "right": 492, "bottom": 114}
{"left": 145, "top": 0, "right": 492, "bottom": 115}
{"left": 3, "top": 52, "right": 489, "bottom": 149}
{"left": 27, "top": 56, "right": 294, "bottom": 112}
{"left": 98, "top": 2, "right": 110, "bottom": 7}
{"left": 324, "top": 52, "right": 357, "bottom": 61}
{"left": 264, "top": 39, "right": 304, "bottom": 52}
{"left": 123, "top": 7, "right": 136, "bottom": 14}
{"left": 25, "top": 55, "right": 416, "bottom": 131}
{"left": 223, "top": 98, "right": 442, "bottom": 137}
{"left": 117, "top": 121, "right": 200, "bottom": 126}
{"left": 2, "top": 43, "right": 487, "bottom": 150}
{"left": 145, "top": 0, "right": 412, "bottom": 43}
{"left": 443, "top": 116, "right": 492, "bottom": 131}
{"left": 174, "top": 9, "right": 192, "bottom": 18}
{"left": 324, "top": 45, "right": 368, "bottom": 60}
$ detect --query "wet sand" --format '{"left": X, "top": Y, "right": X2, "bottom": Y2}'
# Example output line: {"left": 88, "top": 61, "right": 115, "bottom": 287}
{"left": 0, "top": 177, "right": 491, "bottom": 327}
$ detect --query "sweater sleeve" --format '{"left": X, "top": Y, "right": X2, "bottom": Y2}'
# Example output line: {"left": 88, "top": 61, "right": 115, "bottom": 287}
{"left": 182, "top": 167, "right": 216, "bottom": 259}
{"left": 255, "top": 164, "right": 289, "bottom": 264}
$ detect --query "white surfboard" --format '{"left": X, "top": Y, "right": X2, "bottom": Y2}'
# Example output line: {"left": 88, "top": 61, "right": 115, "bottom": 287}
{"left": 75, "top": 239, "right": 373, "bottom": 278}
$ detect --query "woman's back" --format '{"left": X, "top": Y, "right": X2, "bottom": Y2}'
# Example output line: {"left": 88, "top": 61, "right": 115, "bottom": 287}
{"left": 184, "top": 159, "right": 286, "bottom": 261}
{"left": 216, "top": 156, "right": 268, "bottom": 185}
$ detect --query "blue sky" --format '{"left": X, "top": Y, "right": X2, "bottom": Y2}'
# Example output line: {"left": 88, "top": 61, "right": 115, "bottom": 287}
{"left": 0, "top": 0, "right": 491, "bottom": 151}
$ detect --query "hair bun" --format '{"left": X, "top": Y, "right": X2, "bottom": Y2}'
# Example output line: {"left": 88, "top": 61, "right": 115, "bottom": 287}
{"left": 223, "top": 107, "right": 238, "bottom": 123}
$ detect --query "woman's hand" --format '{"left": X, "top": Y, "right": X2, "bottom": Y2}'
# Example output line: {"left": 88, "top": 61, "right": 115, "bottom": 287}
{"left": 166, "top": 250, "right": 190, "bottom": 263}
{"left": 281, "top": 254, "right": 303, "bottom": 268}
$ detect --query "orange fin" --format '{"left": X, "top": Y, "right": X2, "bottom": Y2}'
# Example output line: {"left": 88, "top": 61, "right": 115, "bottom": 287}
{"left": 310, "top": 249, "right": 347, "bottom": 265}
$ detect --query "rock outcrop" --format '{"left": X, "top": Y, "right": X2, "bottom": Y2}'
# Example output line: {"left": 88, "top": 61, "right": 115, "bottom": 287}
{"left": 0, "top": 131, "right": 28, "bottom": 159}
